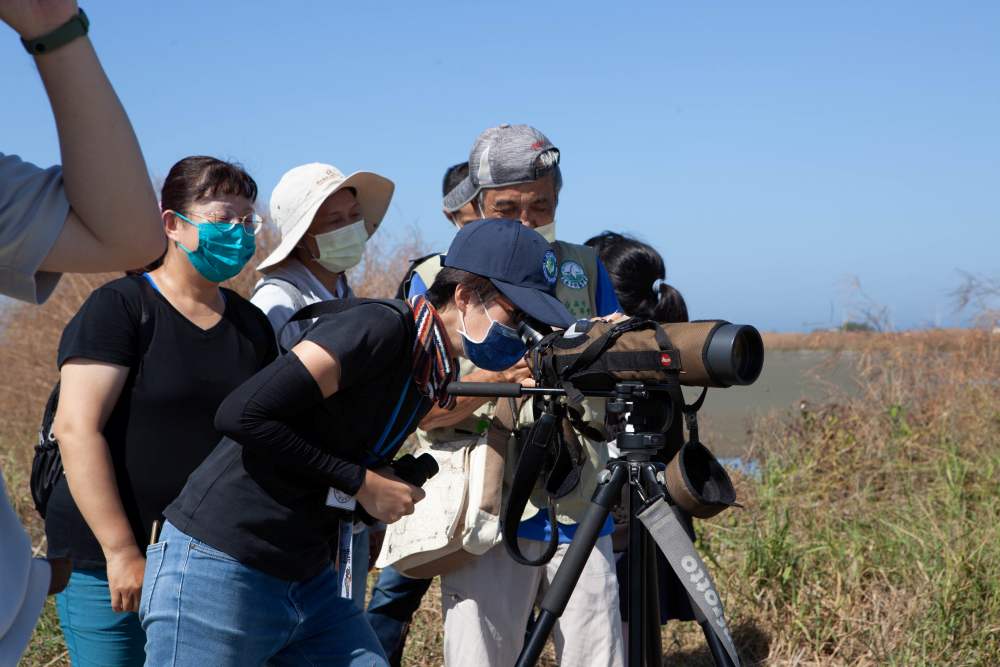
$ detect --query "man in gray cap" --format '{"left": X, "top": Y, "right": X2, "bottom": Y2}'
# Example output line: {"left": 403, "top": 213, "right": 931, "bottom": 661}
{"left": 371, "top": 125, "right": 624, "bottom": 667}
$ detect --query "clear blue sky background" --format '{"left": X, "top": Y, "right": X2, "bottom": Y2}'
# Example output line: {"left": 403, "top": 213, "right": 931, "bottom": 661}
{"left": 3, "top": 1, "right": 998, "bottom": 331}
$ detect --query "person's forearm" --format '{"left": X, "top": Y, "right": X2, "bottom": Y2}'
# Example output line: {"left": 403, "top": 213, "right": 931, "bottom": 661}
{"left": 59, "top": 431, "right": 140, "bottom": 559}
{"left": 418, "top": 366, "right": 508, "bottom": 430}
{"left": 34, "top": 35, "right": 164, "bottom": 265}
{"left": 419, "top": 394, "right": 489, "bottom": 430}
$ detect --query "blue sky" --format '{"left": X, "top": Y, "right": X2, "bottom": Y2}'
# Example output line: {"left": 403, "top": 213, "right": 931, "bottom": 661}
{"left": 2, "top": 1, "right": 997, "bottom": 331}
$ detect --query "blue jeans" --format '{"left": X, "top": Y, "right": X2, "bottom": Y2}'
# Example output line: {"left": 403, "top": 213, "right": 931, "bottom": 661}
{"left": 140, "top": 522, "right": 388, "bottom": 667}
{"left": 55, "top": 569, "right": 146, "bottom": 667}
{"left": 366, "top": 566, "right": 432, "bottom": 665}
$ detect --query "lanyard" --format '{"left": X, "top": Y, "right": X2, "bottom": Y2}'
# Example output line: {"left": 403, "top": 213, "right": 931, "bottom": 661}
{"left": 336, "top": 520, "right": 354, "bottom": 599}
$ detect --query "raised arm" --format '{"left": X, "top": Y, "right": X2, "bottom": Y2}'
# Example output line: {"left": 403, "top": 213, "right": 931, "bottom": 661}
{"left": 2, "top": 0, "right": 165, "bottom": 272}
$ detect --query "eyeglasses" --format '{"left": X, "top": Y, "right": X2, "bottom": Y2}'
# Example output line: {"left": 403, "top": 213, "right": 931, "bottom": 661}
{"left": 477, "top": 291, "right": 525, "bottom": 326}
{"left": 173, "top": 211, "right": 264, "bottom": 235}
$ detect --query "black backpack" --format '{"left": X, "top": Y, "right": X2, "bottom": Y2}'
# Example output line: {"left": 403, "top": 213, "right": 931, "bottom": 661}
{"left": 30, "top": 276, "right": 156, "bottom": 518}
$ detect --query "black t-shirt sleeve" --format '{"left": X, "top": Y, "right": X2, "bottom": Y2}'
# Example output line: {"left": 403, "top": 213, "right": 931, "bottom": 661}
{"left": 303, "top": 304, "right": 406, "bottom": 390}
{"left": 57, "top": 285, "right": 140, "bottom": 369}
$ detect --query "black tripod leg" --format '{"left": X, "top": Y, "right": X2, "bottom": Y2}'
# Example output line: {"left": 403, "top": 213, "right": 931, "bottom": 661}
{"left": 699, "top": 618, "right": 738, "bottom": 667}
{"left": 641, "top": 524, "right": 662, "bottom": 665}
{"left": 627, "top": 470, "right": 663, "bottom": 667}
{"left": 634, "top": 464, "right": 664, "bottom": 667}
{"left": 515, "top": 465, "right": 628, "bottom": 667}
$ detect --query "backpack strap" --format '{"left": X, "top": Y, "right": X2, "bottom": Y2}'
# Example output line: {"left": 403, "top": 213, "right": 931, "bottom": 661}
{"left": 277, "top": 298, "right": 415, "bottom": 353}
{"left": 106, "top": 275, "right": 157, "bottom": 364}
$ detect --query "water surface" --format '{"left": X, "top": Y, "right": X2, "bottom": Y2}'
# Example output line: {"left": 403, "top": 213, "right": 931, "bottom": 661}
{"left": 684, "top": 349, "right": 858, "bottom": 457}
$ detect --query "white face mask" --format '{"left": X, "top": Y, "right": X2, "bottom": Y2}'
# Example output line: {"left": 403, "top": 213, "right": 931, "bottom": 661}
{"left": 308, "top": 220, "right": 369, "bottom": 273}
{"left": 533, "top": 221, "right": 557, "bottom": 243}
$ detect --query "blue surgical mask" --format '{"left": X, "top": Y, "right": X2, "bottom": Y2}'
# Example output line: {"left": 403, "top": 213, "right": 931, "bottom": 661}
{"left": 459, "top": 297, "right": 527, "bottom": 371}
{"left": 174, "top": 213, "right": 256, "bottom": 282}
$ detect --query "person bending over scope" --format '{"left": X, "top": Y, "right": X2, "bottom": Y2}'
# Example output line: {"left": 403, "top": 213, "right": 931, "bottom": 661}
{"left": 140, "top": 219, "right": 574, "bottom": 667}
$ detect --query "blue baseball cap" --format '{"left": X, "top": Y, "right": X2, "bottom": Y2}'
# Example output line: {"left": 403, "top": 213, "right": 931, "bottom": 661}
{"left": 444, "top": 219, "right": 573, "bottom": 328}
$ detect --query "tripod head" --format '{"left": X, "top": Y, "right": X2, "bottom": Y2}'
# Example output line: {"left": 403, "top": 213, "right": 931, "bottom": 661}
{"left": 448, "top": 379, "right": 677, "bottom": 452}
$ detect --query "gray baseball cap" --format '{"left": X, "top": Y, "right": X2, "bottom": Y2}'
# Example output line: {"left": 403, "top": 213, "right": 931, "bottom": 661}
{"left": 443, "top": 124, "right": 560, "bottom": 213}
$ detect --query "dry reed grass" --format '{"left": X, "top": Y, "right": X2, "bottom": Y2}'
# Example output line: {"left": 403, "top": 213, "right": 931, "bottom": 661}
{"left": 4, "top": 260, "right": 998, "bottom": 665}
{"left": 762, "top": 328, "right": 987, "bottom": 352}
{"left": 695, "top": 329, "right": 1000, "bottom": 665}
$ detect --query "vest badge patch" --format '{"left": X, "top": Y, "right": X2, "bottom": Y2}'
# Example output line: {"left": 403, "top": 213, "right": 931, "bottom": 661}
{"left": 542, "top": 250, "right": 558, "bottom": 286}
{"left": 560, "top": 260, "right": 589, "bottom": 290}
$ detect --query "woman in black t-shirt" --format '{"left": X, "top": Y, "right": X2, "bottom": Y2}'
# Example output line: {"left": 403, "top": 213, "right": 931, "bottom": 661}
{"left": 141, "top": 219, "right": 576, "bottom": 666}
{"left": 47, "top": 156, "right": 277, "bottom": 667}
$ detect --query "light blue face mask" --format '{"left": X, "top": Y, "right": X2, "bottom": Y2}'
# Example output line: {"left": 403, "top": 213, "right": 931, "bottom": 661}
{"left": 174, "top": 213, "right": 256, "bottom": 283}
{"left": 460, "top": 296, "right": 527, "bottom": 371}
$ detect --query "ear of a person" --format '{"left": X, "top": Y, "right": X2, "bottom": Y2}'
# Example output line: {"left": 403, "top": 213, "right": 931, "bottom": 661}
{"left": 161, "top": 210, "right": 181, "bottom": 238}
{"left": 453, "top": 282, "right": 473, "bottom": 313}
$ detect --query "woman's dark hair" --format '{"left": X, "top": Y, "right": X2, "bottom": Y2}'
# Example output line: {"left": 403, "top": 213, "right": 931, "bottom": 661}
{"left": 142, "top": 156, "right": 258, "bottom": 271}
{"left": 425, "top": 266, "right": 501, "bottom": 310}
{"left": 161, "top": 155, "right": 258, "bottom": 212}
{"left": 585, "top": 231, "right": 689, "bottom": 323}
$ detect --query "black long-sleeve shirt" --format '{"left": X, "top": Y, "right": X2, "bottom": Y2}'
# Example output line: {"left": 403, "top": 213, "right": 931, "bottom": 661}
{"left": 166, "top": 303, "right": 430, "bottom": 581}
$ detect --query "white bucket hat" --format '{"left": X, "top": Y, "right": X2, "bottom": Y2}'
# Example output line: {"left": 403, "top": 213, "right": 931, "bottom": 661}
{"left": 258, "top": 163, "right": 394, "bottom": 272}
{"left": 0, "top": 472, "right": 50, "bottom": 666}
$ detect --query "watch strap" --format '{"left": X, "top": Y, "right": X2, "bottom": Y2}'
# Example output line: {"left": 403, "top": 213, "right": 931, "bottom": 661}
{"left": 21, "top": 8, "right": 89, "bottom": 56}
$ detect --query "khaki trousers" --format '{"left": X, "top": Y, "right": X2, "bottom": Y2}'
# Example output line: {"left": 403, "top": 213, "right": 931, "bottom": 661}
{"left": 441, "top": 536, "right": 623, "bottom": 667}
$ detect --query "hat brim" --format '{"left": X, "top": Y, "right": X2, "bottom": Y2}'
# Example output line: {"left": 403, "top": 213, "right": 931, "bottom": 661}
{"left": 442, "top": 176, "right": 478, "bottom": 213}
{"left": 491, "top": 278, "right": 574, "bottom": 329}
{"left": 258, "top": 171, "right": 395, "bottom": 272}
{"left": 0, "top": 558, "right": 49, "bottom": 666}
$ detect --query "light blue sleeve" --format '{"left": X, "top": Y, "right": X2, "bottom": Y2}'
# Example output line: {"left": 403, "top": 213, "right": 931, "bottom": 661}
{"left": 594, "top": 260, "right": 622, "bottom": 316}
{"left": 250, "top": 282, "right": 301, "bottom": 350}
{"left": 407, "top": 272, "right": 428, "bottom": 299}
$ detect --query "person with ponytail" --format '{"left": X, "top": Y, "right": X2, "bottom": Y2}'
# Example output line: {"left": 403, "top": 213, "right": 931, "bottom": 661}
{"left": 584, "top": 231, "right": 688, "bottom": 324}
{"left": 583, "top": 231, "right": 700, "bottom": 632}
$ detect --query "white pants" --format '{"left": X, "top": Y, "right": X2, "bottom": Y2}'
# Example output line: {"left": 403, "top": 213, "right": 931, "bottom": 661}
{"left": 441, "top": 535, "right": 624, "bottom": 667}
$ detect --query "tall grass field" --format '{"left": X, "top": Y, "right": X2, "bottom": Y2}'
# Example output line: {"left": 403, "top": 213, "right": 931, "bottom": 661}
{"left": 2, "top": 250, "right": 997, "bottom": 664}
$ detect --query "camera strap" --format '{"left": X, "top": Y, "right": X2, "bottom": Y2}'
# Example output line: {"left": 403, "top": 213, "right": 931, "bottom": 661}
{"left": 501, "top": 411, "right": 560, "bottom": 566}
{"left": 682, "top": 387, "right": 709, "bottom": 442}
{"left": 637, "top": 499, "right": 741, "bottom": 666}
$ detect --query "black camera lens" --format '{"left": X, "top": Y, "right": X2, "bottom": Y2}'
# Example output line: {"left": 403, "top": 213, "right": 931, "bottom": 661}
{"left": 704, "top": 324, "right": 764, "bottom": 386}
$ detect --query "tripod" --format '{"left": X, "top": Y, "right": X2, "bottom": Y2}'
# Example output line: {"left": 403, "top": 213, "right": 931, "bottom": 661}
{"left": 513, "top": 383, "right": 741, "bottom": 667}
{"left": 446, "top": 380, "right": 741, "bottom": 667}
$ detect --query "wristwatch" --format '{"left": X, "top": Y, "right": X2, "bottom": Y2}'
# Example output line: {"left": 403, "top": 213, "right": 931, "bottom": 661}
{"left": 21, "top": 8, "right": 89, "bottom": 56}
